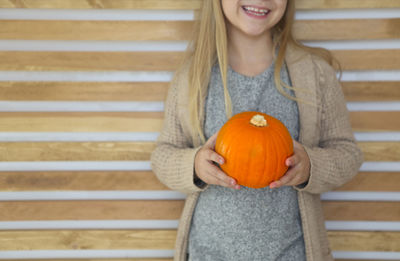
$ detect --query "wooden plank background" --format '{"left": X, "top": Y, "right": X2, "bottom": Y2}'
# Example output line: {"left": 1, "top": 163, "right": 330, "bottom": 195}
{"left": 0, "top": 0, "right": 399, "bottom": 260}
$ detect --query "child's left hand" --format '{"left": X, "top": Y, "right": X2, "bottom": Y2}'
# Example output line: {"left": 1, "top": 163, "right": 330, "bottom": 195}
{"left": 269, "top": 140, "right": 310, "bottom": 189}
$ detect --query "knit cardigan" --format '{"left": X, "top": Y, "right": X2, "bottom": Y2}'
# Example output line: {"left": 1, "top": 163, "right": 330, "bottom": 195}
{"left": 150, "top": 43, "right": 363, "bottom": 261}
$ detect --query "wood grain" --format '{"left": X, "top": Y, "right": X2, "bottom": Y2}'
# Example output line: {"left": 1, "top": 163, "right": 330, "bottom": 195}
{"left": 1, "top": 81, "right": 398, "bottom": 102}
{"left": 0, "top": 171, "right": 168, "bottom": 191}
{"left": 1, "top": 0, "right": 399, "bottom": 9}
{"left": 1, "top": 19, "right": 399, "bottom": 41}
{"left": 0, "top": 200, "right": 398, "bottom": 221}
{"left": 1, "top": 171, "right": 398, "bottom": 192}
{"left": 0, "top": 141, "right": 397, "bottom": 161}
{"left": 0, "top": 230, "right": 398, "bottom": 251}
{"left": 0, "top": 142, "right": 156, "bottom": 161}
{"left": 0, "top": 111, "right": 398, "bottom": 132}
{"left": 0, "top": 82, "right": 169, "bottom": 101}
{"left": 341, "top": 81, "right": 400, "bottom": 102}
{"left": 335, "top": 172, "right": 400, "bottom": 191}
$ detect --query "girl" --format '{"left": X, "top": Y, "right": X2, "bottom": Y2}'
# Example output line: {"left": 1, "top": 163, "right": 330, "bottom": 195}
{"left": 151, "top": 0, "right": 363, "bottom": 260}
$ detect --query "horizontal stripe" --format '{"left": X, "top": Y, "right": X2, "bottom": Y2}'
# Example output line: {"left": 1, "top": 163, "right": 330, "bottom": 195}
{"left": 0, "top": 39, "right": 399, "bottom": 51}
{"left": 0, "top": 249, "right": 174, "bottom": 259}
{"left": 360, "top": 162, "right": 400, "bottom": 171}
{"left": 333, "top": 251, "right": 400, "bottom": 259}
{"left": 0, "top": 191, "right": 398, "bottom": 201}
{"left": 1, "top": 101, "right": 399, "bottom": 112}
{"left": 0, "top": 8, "right": 399, "bottom": 20}
{"left": 0, "top": 220, "right": 180, "bottom": 230}
{"left": 0, "top": 71, "right": 399, "bottom": 82}
{"left": 0, "top": 220, "right": 399, "bottom": 231}
{"left": 325, "top": 221, "right": 400, "bottom": 231}
{"left": 321, "top": 192, "right": 400, "bottom": 201}
{"left": 346, "top": 102, "right": 400, "bottom": 111}
{"left": 0, "top": 101, "right": 165, "bottom": 112}
{"left": 0, "top": 71, "right": 174, "bottom": 82}
{"left": 0, "top": 132, "right": 399, "bottom": 142}
{"left": 0, "top": 132, "right": 160, "bottom": 141}
{"left": 0, "top": 161, "right": 398, "bottom": 172}
{"left": 0, "top": 161, "right": 152, "bottom": 171}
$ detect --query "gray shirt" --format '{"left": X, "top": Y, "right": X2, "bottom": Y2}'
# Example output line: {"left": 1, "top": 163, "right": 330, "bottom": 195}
{"left": 188, "top": 59, "right": 306, "bottom": 261}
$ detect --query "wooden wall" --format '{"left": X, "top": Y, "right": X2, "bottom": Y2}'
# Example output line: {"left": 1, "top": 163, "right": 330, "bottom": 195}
{"left": 0, "top": 0, "right": 399, "bottom": 260}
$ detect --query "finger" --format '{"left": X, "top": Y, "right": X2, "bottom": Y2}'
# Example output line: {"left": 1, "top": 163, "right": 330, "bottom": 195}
{"left": 270, "top": 167, "right": 298, "bottom": 188}
{"left": 205, "top": 131, "right": 220, "bottom": 149}
{"left": 206, "top": 149, "right": 225, "bottom": 165}
{"left": 208, "top": 165, "right": 239, "bottom": 189}
{"left": 285, "top": 154, "right": 299, "bottom": 167}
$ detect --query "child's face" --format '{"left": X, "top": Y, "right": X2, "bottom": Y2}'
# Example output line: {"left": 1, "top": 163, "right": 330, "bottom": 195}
{"left": 221, "top": 0, "right": 287, "bottom": 37}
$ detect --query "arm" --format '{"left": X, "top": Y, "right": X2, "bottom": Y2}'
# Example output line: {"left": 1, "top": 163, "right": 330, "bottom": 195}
{"left": 294, "top": 57, "right": 364, "bottom": 194}
{"left": 150, "top": 69, "right": 207, "bottom": 194}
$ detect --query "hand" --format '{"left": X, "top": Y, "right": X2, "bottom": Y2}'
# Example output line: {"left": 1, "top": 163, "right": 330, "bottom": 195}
{"left": 269, "top": 140, "right": 310, "bottom": 189}
{"left": 194, "top": 131, "right": 240, "bottom": 190}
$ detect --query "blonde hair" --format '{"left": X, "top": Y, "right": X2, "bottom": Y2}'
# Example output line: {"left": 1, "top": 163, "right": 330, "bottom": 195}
{"left": 178, "top": 0, "right": 340, "bottom": 145}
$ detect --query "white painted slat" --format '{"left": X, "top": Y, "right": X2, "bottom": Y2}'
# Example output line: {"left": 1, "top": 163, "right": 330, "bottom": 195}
{"left": 0, "top": 132, "right": 400, "bottom": 142}
{"left": 0, "top": 191, "right": 186, "bottom": 201}
{"left": 1, "top": 101, "right": 400, "bottom": 112}
{"left": 0, "top": 190, "right": 399, "bottom": 201}
{"left": 0, "top": 71, "right": 399, "bottom": 82}
{"left": 0, "top": 220, "right": 180, "bottom": 230}
{"left": 333, "top": 251, "right": 400, "bottom": 260}
{"left": 0, "top": 40, "right": 399, "bottom": 51}
{"left": 0, "top": 71, "right": 174, "bottom": 82}
{"left": 0, "top": 161, "right": 398, "bottom": 172}
{"left": 0, "top": 250, "right": 174, "bottom": 259}
{"left": 0, "top": 220, "right": 399, "bottom": 231}
{"left": 0, "top": 161, "right": 152, "bottom": 171}
{"left": 0, "top": 132, "right": 160, "bottom": 141}
{"left": 0, "top": 8, "right": 399, "bottom": 20}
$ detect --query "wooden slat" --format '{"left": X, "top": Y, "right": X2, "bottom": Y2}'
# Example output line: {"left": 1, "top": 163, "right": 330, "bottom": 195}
{"left": 0, "top": 0, "right": 202, "bottom": 9}
{"left": 0, "top": 141, "right": 398, "bottom": 162}
{"left": 1, "top": 0, "right": 399, "bottom": 9}
{"left": 359, "top": 142, "right": 400, "bottom": 162}
{"left": 0, "top": 171, "right": 398, "bottom": 192}
{"left": 0, "top": 112, "right": 163, "bottom": 132}
{"left": 0, "top": 51, "right": 182, "bottom": 71}
{"left": 335, "top": 172, "right": 400, "bottom": 191}
{"left": 341, "top": 81, "right": 400, "bottom": 102}
{"left": 1, "top": 19, "right": 399, "bottom": 41}
{"left": 328, "top": 231, "right": 400, "bottom": 251}
{"left": 350, "top": 111, "right": 400, "bottom": 132}
{"left": 0, "top": 201, "right": 398, "bottom": 221}
{"left": 0, "top": 112, "right": 398, "bottom": 132}
{"left": 0, "top": 82, "right": 169, "bottom": 101}
{"left": 0, "top": 230, "right": 176, "bottom": 250}
{"left": 0, "top": 201, "right": 184, "bottom": 221}
{"left": 1, "top": 81, "right": 398, "bottom": 102}
{"left": 323, "top": 201, "right": 400, "bottom": 221}
{"left": 0, "top": 50, "right": 399, "bottom": 71}
{"left": 0, "top": 230, "right": 399, "bottom": 251}
{"left": 0, "top": 171, "right": 168, "bottom": 191}
{"left": 0, "top": 82, "right": 398, "bottom": 106}
{"left": 0, "top": 142, "right": 156, "bottom": 161}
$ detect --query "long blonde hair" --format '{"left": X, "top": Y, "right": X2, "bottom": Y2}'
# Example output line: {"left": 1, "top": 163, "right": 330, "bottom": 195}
{"left": 178, "top": 0, "right": 340, "bottom": 145}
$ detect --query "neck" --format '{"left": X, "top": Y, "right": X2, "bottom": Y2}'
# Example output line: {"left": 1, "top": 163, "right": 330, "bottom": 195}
{"left": 227, "top": 26, "right": 274, "bottom": 70}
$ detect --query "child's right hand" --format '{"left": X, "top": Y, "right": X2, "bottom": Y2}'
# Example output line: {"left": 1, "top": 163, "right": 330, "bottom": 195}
{"left": 194, "top": 131, "right": 240, "bottom": 189}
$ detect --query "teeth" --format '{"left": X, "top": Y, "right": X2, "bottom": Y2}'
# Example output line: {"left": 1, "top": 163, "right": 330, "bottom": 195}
{"left": 243, "top": 6, "right": 269, "bottom": 14}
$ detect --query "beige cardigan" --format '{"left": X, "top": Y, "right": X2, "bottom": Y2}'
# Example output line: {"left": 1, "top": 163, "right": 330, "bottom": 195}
{"left": 150, "top": 43, "right": 363, "bottom": 261}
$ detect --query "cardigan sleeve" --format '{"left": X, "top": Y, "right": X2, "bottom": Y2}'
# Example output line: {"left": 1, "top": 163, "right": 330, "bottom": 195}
{"left": 150, "top": 69, "right": 208, "bottom": 194}
{"left": 294, "top": 57, "right": 363, "bottom": 194}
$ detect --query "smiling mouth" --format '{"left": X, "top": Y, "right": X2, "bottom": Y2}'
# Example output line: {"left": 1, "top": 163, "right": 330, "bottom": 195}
{"left": 242, "top": 5, "right": 270, "bottom": 16}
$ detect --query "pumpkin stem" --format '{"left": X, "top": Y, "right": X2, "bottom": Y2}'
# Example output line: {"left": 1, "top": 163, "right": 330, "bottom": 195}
{"left": 250, "top": 114, "right": 267, "bottom": 127}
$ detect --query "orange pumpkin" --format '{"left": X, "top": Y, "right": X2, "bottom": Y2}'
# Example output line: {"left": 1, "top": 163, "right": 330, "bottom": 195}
{"left": 215, "top": 111, "right": 293, "bottom": 189}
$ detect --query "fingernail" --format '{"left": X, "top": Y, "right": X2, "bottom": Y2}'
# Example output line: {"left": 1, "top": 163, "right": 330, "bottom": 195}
{"left": 219, "top": 158, "right": 224, "bottom": 164}
{"left": 230, "top": 179, "right": 236, "bottom": 185}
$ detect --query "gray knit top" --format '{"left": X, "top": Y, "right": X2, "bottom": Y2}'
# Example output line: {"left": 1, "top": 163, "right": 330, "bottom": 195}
{"left": 187, "top": 59, "right": 306, "bottom": 261}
